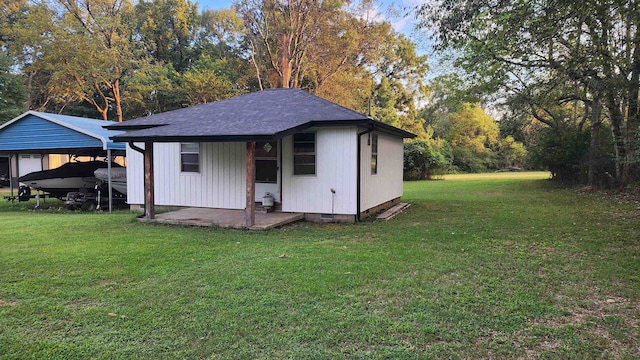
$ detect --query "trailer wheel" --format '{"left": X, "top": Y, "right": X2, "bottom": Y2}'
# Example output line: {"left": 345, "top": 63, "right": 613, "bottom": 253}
{"left": 18, "top": 185, "right": 31, "bottom": 202}
{"left": 81, "top": 200, "right": 97, "bottom": 211}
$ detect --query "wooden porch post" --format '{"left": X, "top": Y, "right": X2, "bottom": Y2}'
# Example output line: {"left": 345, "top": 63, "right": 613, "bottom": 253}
{"left": 144, "top": 142, "right": 155, "bottom": 219}
{"left": 245, "top": 141, "right": 256, "bottom": 227}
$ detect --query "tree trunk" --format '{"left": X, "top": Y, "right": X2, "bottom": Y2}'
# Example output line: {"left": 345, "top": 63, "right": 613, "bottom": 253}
{"left": 96, "top": 105, "right": 108, "bottom": 120}
{"left": 27, "top": 71, "right": 35, "bottom": 109}
{"left": 587, "top": 98, "right": 601, "bottom": 187}
{"left": 245, "top": 141, "right": 256, "bottom": 227}
{"left": 112, "top": 66, "right": 123, "bottom": 122}
{"left": 143, "top": 142, "right": 155, "bottom": 219}
{"left": 280, "top": 32, "right": 291, "bottom": 88}
{"left": 605, "top": 92, "right": 626, "bottom": 185}
{"left": 113, "top": 77, "right": 123, "bottom": 123}
{"left": 623, "top": 30, "right": 640, "bottom": 186}
{"left": 249, "top": 39, "right": 264, "bottom": 91}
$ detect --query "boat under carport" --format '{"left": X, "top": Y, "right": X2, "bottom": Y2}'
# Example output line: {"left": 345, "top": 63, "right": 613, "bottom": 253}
{"left": 0, "top": 111, "right": 126, "bottom": 211}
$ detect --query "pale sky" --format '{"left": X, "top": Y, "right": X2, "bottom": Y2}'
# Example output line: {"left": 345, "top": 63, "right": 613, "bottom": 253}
{"left": 196, "top": 0, "right": 424, "bottom": 39}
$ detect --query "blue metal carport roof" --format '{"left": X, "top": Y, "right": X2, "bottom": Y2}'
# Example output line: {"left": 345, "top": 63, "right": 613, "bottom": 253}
{"left": 0, "top": 111, "right": 125, "bottom": 155}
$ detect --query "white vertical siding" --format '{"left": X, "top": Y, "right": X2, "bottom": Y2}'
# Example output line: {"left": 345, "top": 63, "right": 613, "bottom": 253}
{"left": 360, "top": 132, "right": 404, "bottom": 212}
{"left": 281, "top": 127, "right": 357, "bottom": 214}
{"left": 125, "top": 130, "right": 404, "bottom": 215}
{"left": 126, "top": 142, "right": 246, "bottom": 209}
{"left": 18, "top": 154, "right": 49, "bottom": 175}
{"left": 126, "top": 143, "right": 144, "bottom": 205}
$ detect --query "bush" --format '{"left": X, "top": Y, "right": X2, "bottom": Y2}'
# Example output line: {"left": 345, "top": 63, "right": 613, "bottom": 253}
{"left": 403, "top": 139, "right": 452, "bottom": 180}
{"left": 528, "top": 126, "right": 590, "bottom": 183}
{"left": 450, "top": 146, "right": 497, "bottom": 173}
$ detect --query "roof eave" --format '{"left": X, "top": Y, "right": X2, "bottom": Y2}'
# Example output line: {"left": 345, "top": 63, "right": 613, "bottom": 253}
{"left": 112, "top": 134, "right": 278, "bottom": 143}
{"left": 370, "top": 121, "right": 417, "bottom": 139}
{"left": 0, "top": 147, "right": 126, "bottom": 156}
{"left": 112, "top": 119, "right": 416, "bottom": 143}
{"left": 283, "top": 118, "right": 416, "bottom": 139}
{"left": 103, "top": 123, "right": 168, "bottom": 131}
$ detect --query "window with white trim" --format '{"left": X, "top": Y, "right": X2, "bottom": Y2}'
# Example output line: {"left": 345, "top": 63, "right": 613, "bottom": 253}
{"left": 180, "top": 143, "right": 200, "bottom": 173}
{"left": 293, "top": 132, "right": 316, "bottom": 175}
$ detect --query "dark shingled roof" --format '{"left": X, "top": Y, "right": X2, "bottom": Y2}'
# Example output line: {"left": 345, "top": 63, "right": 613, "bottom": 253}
{"left": 107, "top": 88, "right": 415, "bottom": 142}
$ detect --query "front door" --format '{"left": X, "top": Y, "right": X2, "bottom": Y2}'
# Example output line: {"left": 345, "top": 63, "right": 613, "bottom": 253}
{"left": 255, "top": 141, "right": 280, "bottom": 202}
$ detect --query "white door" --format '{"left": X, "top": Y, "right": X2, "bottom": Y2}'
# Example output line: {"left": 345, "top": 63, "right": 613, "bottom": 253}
{"left": 19, "top": 154, "right": 47, "bottom": 176}
{"left": 255, "top": 141, "right": 280, "bottom": 202}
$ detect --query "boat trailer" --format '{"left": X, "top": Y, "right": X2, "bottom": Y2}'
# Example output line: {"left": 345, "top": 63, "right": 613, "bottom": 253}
{"left": 2, "top": 185, "right": 55, "bottom": 209}
{"left": 4, "top": 184, "right": 125, "bottom": 211}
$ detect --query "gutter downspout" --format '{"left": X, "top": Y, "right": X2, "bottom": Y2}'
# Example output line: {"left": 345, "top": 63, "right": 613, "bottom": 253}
{"left": 13, "top": 153, "right": 19, "bottom": 201}
{"left": 128, "top": 142, "right": 146, "bottom": 218}
{"left": 356, "top": 123, "right": 375, "bottom": 222}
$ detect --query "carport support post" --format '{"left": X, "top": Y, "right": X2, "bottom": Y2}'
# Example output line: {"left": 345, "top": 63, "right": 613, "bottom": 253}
{"left": 144, "top": 142, "right": 155, "bottom": 219}
{"left": 245, "top": 141, "right": 256, "bottom": 227}
{"left": 107, "top": 149, "right": 113, "bottom": 213}
{"left": 8, "top": 153, "right": 14, "bottom": 200}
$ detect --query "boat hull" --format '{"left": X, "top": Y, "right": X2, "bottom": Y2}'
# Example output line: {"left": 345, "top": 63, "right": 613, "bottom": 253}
{"left": 94, "top": 167, "right": 127, "bottom": 195}
{"left": 22, "top": 177, "right": 99, "bottom": 196}
{"left": 19, "top": 161, "right": 122, "bottom": 198}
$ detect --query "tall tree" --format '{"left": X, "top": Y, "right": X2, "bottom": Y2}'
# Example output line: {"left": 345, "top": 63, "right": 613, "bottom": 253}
{"left": 0, "top": 53, "right": 27, "bottom": 123}
{"left": 1, "top": 0, "right": 57, "bottom": 110}
{"left": 235, "top": 0, "right": 430, "bottom": 137}
{"left": 369, "top": 33, "right": 430, "bottom": 137}
{"left": 304, "top": 1, "right": 389, "bottom": 95}
{"left": 180, "top": 55, "right": 239, "bottom": 105}
{"left": 235, "top": 0, "right": 327, "bottom": 89}
{"left": 121, "top": 61, "right": 182, "bottom": 118}
{"left": 134, "top": 0, "right": 199, "bottom": 72}
{"left": 50, "top": 0, "right": 138, "bottom": 122}
{"left": 196, "top": 8, "right": 257, "bottom": 92}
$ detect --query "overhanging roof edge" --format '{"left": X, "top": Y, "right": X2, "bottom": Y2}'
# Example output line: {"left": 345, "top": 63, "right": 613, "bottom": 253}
{"left": 112, "top": 134, "right": 277, "bottom": 143}
{"left": 0, "top": 111, "right": 126, "bottom": 153}
{"left": 32, "top": 111, "right": 111, "bottom": 150}
{"left": 0, "top": 110, "right": 36, "bottom": 131}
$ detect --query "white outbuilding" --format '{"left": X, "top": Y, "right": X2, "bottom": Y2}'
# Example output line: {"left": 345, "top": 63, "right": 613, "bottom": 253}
{"left": 107, "top": 89, "right": 414, "bottom": 226}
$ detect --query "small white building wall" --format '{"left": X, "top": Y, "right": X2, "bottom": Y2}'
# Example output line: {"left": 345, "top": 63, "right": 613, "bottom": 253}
{"left": 126, "top": 142, "right": 246, "bottom": 209}
{"left": 17, "top": 154, "right": 49, "bottom": 176}
{"left": 359, "top": 132, "right": 404, "bottom": 212}
{"left": 281, "top": 127, "right": 358, "bottom": 215}
{"left": 126, "top": 144, "right": 144, "bottom": 204}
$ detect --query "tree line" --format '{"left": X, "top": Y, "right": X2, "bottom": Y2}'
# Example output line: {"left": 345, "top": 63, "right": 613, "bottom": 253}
{"left": 419, "top": 0, "right": 640, "bottom": 188}
{"left": 1, "top": 0, "right": 637, "bottom": 188}
{"left": 0, "top": 0, "right": 428, "bottom": 123}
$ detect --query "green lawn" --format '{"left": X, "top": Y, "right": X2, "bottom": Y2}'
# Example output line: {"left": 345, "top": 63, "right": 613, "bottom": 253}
{"left": 1, "top": 172, "right": 638, "bottom": 359}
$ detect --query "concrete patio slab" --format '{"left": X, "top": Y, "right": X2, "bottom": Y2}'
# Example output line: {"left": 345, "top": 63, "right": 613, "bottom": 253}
{"left": 144, "top": 207, "right": 304, "bottom": 230}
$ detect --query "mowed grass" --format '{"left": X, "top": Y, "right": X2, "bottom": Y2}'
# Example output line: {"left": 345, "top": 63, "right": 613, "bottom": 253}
{"left": 0, "top": 172, "right": 638, "bottom": 359}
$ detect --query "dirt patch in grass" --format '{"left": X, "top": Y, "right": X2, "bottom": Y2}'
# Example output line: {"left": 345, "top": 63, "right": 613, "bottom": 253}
{"left": 522, "top": 293, "right": 640, "bottom": 358}
{"left": 66, "top": 299, "right": 102, "bottom": 308}
{"left": 472, "top": 191, "right": 504, "bottom": 196}
{"left": 581, "top": 186, "right": 640, "bottom": 208}
{"left": 0, "top": 299, "right": 17, "bottom": 307}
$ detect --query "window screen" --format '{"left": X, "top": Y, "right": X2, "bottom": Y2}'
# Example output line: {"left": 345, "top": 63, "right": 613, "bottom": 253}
{"left": 293, "top": 133, "right": 316, "bottom": 175}
{"left": 180, "top": 143, "right": 199, "bottom": 173}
